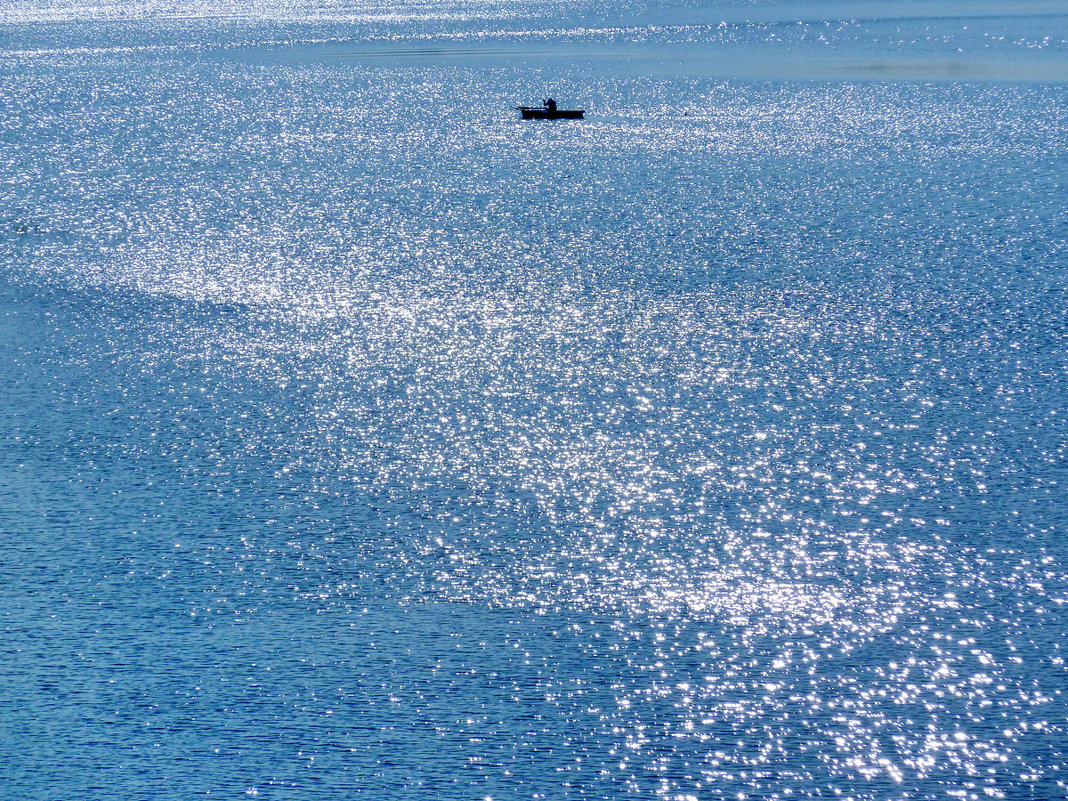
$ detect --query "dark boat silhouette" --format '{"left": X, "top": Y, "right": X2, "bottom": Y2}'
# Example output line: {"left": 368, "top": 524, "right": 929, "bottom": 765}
{"left": 516, "top": 105, "right": 585, "bottom": 120}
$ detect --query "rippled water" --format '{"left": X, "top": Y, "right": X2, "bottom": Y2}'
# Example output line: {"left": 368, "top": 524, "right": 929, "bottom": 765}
{"left": 2, "top": 1, "right": 1067, "bottom": 799}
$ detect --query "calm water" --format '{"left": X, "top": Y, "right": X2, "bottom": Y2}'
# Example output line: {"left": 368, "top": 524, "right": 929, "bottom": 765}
{"left": 2, "top": 1, "right": 1067, "bottom": 799}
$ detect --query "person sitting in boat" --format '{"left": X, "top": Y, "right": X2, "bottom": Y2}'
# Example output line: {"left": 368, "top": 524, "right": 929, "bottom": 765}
{"left": 543, "top": 97, "right": 557, "bottom": 112}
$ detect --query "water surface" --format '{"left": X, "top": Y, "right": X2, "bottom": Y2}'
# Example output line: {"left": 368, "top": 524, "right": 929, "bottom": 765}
{"left": 2, "top": 1, "right": 1067, "bottom": 799}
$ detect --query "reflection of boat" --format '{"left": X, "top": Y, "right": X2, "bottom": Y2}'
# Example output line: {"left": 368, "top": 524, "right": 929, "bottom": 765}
{"left": 516, "top": 105, "right": 585, "bottom": 120}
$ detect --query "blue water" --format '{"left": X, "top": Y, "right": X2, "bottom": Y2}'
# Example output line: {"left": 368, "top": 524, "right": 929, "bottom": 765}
{"left": 2, "top": 1, "right": 1067, "bottom": 799}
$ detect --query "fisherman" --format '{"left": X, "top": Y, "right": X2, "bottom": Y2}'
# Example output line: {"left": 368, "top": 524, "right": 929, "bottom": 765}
{"left": 543, "top": 97, "right": 557, "bottom": 112}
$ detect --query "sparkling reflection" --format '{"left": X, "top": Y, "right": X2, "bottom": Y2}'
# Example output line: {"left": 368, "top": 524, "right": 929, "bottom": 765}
{"left": 2, "top": 9, "right": 1067, "bottom": 800}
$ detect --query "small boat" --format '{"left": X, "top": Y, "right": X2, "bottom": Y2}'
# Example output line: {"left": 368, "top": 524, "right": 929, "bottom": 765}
{"left": 516, "top": 105, "right": 585, "bottom": 120}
